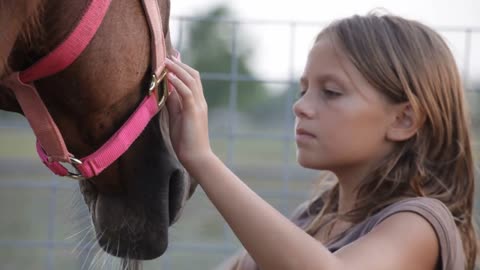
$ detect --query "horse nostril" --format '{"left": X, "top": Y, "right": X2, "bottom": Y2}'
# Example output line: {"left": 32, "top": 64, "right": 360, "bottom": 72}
{"left": 168, "top": 169, "right": 185, "bottom": 225}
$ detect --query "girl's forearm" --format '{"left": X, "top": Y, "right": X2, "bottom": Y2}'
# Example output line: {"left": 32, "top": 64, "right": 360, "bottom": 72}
{"left": 185, "top": 153, "right": 342, "bottom": 270}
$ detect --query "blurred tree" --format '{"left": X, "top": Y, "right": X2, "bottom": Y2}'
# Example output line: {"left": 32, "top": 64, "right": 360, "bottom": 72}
{"left": 180, "top": 5, "right": 270, "bottom": 110}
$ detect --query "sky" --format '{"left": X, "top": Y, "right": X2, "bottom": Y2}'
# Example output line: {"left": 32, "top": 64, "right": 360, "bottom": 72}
{"left": 169, "top": 0, "right": 480, "bottom": 88}
{"left": 172, "top": 0, "right": 480, "bottom": 27}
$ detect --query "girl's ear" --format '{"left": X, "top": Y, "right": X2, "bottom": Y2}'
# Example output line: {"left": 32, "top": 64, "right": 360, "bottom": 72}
{"left": 386, "top": 103, "right": 419, "bottom": 142}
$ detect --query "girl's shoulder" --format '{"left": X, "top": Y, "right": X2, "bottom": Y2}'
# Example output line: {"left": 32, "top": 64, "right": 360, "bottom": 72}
{"left": 366, "top": 197, "right": 460, "bottom": 239}
{"left": 368, "top": 197, "right": 455, "bottom": 225}
{"left": 373, "top": 197, "right": 453, "bottom": 219}
{"left": 337, "top": 197, "right": 465, "bottom": 270}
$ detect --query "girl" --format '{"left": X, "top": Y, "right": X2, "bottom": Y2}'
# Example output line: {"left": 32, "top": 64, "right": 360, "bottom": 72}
{"left": 164, "top": 13, "right": 476, "bottom": 270}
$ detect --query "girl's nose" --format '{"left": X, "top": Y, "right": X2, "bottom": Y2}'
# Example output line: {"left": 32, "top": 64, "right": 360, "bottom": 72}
{"left": 292, "top": 95, "right": 314, "bottom": 119}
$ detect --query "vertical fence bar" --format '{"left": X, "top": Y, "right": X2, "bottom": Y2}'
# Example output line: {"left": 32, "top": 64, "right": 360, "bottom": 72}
{"left": 176, "top": 17, "right": 185, "bottom": 54}
{"left": 281, "top": 22, "right": 298, "bottom": 214}
{"left": 46, "top": 177, "right": 58, "bottom": 270}
{"left": 463, "top": 28, "right": 472, "bottom": 90}
{"left": 161, "top": 252, "right": 171, "bottom": 270}
{"left": 223, "top": 20, "right": 240, "bottom": 249}
{"left": 227, "top": 22, "right": 239, "bottom": 166}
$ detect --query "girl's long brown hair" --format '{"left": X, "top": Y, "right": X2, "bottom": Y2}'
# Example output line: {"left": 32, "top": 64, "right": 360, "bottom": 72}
{"left": 304, "top": 13, "right": 477, "bottom": 269}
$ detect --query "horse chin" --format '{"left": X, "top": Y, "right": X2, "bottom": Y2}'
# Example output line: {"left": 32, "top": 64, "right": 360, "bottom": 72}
{"left": 79, "top": 169, "right": 189, "bottom": 260}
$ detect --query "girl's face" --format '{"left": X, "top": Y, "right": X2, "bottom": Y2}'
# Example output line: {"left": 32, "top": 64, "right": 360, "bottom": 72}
{"left": 293, "top": 37, "right": 398, "bottom": 175}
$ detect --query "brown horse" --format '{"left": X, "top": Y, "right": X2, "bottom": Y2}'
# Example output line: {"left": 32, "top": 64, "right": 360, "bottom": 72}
{"left": 0, "top": 0, "right": 196, "bottom": 263}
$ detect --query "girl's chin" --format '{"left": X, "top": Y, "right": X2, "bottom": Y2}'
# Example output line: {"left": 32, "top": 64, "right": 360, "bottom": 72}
{"left": 296, "top": 154, "right": 332, "bottom": 171}
{"left": 297, "top": 156, "right": 320, "bottom": 169}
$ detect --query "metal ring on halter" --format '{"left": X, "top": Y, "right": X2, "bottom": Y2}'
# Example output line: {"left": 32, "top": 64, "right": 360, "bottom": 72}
{"left": 149, "top": 69, "right": 169, "bottom": 108}
{"left": 64, "top": 157, "right": 85, "bottom": 180}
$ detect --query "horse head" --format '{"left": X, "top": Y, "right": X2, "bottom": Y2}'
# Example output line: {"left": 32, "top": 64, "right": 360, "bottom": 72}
{"left": 0, "top": 0, "right": 196, "bottom": 260}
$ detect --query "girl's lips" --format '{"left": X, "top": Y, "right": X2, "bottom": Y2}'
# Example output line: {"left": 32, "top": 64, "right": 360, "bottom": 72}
{"left": 296, "top": 128, "right": 316, "bottom": 138}
{"left": 295, "top": 128, "right": 316, "bottom": 143}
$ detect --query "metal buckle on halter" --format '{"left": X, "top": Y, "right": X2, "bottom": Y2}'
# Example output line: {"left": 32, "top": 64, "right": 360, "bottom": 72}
{"left": 63, "top": 157, "right": 85, "bottom": 180}
{"left": 149, "top": 69, "right": 169, "bottom": 109}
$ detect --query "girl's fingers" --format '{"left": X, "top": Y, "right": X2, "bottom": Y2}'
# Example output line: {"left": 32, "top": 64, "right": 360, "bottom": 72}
{"left": 166, "top": 86, "right": 182, "bottom": 115}
{"left": 166, "top": 58, "right": 203, "bottom": 101}
{"left": 165, "top": 59, "right": 197, "bottom": 90}
{"left": 167, "top": 73, "right": 194, "bottom": 111}
{"left": 171, "top": 57, "right": 199, "bottom": 79}
{"left": 171, "top": 58, "right": 206, "bottom": 102}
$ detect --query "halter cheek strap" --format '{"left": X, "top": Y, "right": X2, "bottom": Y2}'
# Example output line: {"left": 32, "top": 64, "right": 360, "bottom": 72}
{"left": 0, "top": 0, "right": 176, "bottom": 179}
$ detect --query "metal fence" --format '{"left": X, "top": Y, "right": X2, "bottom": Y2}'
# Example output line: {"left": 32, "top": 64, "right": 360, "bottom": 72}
{"left": 0, "top": 16, "right": 479, "bottom": 270}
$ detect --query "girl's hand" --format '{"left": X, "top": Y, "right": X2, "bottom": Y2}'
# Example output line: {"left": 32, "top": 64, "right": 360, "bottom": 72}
{"left": 165, "top": 57, "right": 212, "bottom": 168}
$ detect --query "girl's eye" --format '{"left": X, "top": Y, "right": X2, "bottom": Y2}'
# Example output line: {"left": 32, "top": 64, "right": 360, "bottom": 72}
{"left": 323, "top": 89, "right": 342, "bottom": 98}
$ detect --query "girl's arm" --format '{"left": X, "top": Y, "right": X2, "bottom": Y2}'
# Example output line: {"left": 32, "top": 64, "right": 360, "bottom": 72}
{"left": 186, "top": 152, "right": 342, "bottom": 270}
{"left": 164, "top": 58, "right": 439, "bottom": 270}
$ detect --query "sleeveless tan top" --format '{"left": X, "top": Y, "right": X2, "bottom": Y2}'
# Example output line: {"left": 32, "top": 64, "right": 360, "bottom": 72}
{"left": 219, "top": 197, "right": 465, "bottom": 270}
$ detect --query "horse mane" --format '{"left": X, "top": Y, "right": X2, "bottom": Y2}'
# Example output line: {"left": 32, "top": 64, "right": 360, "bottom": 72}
{"left": 0, "top": 0, "right": 45, "bottom": 77}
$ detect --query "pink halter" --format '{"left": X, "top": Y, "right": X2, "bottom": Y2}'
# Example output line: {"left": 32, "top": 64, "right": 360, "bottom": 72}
{"left": 0, "top": 0, "right": 175, "bottom": 180}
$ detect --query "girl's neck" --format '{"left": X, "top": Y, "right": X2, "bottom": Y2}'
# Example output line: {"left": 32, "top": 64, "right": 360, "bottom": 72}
{"left": 333, "top": 164, "right": 374, "bottom": 214}
{"left": 337, "top": 182, "right": 357, "bottom": 215}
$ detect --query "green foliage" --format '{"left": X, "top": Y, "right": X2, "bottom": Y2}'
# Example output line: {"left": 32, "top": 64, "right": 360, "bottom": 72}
{"left": 181, "top": 6, "right": 270, "bottom": 110}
